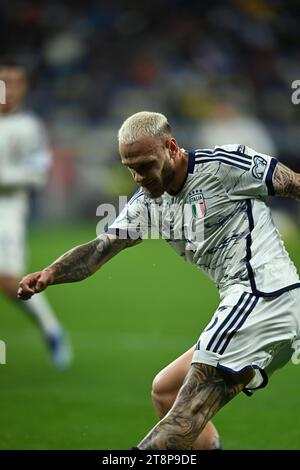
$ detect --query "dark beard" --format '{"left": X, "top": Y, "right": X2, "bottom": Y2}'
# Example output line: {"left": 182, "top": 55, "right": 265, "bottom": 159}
{"left": 161, "top": 163, "right": 176, "bottom": 192}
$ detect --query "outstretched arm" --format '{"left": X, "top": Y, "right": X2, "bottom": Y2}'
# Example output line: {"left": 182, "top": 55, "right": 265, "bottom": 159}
{"left": 18, "top": 233, "right": 140, "bottom": 300}
{"left": 272, "top": 162, "right": 300, "bottom": 201}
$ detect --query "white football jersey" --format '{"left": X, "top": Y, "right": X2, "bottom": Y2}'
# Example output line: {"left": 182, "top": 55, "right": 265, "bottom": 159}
{"left": 0, "top": 110, "right": 51, "bottom": 219}
{"left": 108, "top": 144, "right": 300, "bottom": 297}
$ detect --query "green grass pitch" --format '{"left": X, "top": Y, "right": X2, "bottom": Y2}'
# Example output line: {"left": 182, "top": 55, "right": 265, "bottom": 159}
{"left": 0, "top": 224, "right": 299, "bottom": 449}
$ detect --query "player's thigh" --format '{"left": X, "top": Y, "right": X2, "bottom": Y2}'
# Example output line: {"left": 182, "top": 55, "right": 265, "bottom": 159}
{"left": 0, "top": 222, "right": 25, "bottom": 278}
{"left": 152, "top": 345, "right": 195, "bottom": 396}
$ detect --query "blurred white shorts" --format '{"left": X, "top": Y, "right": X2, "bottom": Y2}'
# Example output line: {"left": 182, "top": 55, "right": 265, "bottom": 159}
{"left": 192, "top": 287, "right": 300, "bottom": 394}
{"left": 0, "top": 220, "right": 26, "bottom": 277}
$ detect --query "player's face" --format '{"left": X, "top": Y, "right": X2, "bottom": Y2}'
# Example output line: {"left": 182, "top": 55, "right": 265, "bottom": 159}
{"left": 120, "top": 136, "right": 176, "bottom": 198}
{"left": 0, "top": 67, "right": 28, "bottom": 113}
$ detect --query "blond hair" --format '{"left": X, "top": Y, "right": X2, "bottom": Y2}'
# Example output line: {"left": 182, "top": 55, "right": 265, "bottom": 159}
{"left": 118, "top": 111, "right": 171, "bottom": 144}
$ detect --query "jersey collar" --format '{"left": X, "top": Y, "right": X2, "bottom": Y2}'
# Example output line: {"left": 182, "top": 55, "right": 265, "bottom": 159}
{"left": 188, "top": 150, "right": 195, "bottom": 174}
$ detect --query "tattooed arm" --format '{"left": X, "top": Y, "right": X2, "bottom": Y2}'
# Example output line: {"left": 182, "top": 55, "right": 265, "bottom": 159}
{"left": 272, "top": 162, "right": 300, "bottom": 201}
{"left": 18, "top": 234, "right": 141, "bottom": 300}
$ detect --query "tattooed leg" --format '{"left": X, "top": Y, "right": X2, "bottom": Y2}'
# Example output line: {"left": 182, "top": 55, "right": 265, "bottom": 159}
{"left": 139, "top": 363, "right": 253, "bottom": 450}
{"left": 151, "top": 346, "right": 221, "bottom": 450}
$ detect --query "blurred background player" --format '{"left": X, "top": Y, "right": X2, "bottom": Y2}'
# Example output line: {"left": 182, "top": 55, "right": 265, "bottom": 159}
{"left": 0, "top": 59, "right": 72, "bottom": 368}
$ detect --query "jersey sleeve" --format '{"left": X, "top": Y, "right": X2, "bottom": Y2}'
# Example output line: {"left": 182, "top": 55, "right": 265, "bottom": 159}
{"left": 106, "top": 189, "right": 150, "bottom": 240}
{"left": 196, "top": 144, "right": 278, "bottom": 200}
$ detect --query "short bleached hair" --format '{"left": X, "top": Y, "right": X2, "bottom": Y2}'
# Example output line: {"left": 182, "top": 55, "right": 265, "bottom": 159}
{"left": 118, "top": 111, "right": 171, "bottom": 145}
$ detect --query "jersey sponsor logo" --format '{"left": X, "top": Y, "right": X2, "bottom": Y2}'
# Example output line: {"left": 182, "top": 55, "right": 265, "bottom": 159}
{"left": 252, "top": 155, "right": 267, "bottom": 180}
{"left": 188, "top": 189, "right": 206, "bottom": 219}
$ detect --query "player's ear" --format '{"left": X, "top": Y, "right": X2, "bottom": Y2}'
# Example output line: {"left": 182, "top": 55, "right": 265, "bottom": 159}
{"left": 166, "top": 138, "right": 178, "bottom": 159}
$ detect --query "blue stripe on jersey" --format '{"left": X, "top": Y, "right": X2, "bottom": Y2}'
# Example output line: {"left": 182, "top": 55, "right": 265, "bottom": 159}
{"left": 195, "top": 151, "right": 252, "bottom": 168}
{"left": 206, "top": 292, "right": 248, "bottom": 352}
{"left": 265, "top": 157, "right": 278, "bottom": 196}
{"left": 188, "top": 150, "right": 196, "bottom": 173}
{"left": 195, "top": 146, "right": 252, "bottom": 160}
{"left": 204, "top": 316, "right": 219, "bottom": 332}
{"left": 210, "top": 293, "right": 253, "bottom": 353}
{"left": 218, "top": 295, "right": 259, "bottom": 355}
{"left": 194, "top": 157, "right": 249, "bottom": 171}
{"left": 216, "top": 363, "right": 269, "bottom": 395}
{"left": 245, "top": 199, "right": 257, "bottom": 294}
{"left": 245, "top": 199, "right": 300, "bottom": 297}
{"left": 128, "top": 188, "right": 144, "bottom": 205}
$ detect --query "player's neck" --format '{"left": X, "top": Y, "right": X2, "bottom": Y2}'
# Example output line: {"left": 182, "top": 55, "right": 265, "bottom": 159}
{"left": 166, "top": 149, "right": 189, "bottom": 195}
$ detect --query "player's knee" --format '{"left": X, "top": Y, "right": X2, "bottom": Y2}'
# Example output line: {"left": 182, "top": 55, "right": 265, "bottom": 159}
{"left": 197, "top": 422, "right": 222, "bottom": 450}
{"left": 151, "top": 372, "right": 175, "bottom": 418}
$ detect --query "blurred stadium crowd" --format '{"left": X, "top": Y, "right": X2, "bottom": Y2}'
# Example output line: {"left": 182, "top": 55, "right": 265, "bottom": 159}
{"left": 1, "top": 0, "right": 300, "bottom": 221}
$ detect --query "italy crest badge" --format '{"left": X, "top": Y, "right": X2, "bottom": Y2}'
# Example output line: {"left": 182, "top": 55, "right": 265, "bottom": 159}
{"left": 188, "top": 189, "right": 206, "bottom": 219}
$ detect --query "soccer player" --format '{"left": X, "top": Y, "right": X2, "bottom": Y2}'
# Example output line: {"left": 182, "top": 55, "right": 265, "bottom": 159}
{"left": 0, "top": 60, "right": 72, "bottom": 368}
{"left": 18, "top": 111, "right": 300, "bottom": 449}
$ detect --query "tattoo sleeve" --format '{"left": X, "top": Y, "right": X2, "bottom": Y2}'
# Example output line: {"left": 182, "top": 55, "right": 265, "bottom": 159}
{"left": 272, "top": 162, "right": 300, "bottom": 201}
{"left": 46, "top": 234, "right": 141, "bottom": 285}
{"left": 138, "top": 363, "right": 248, "bottom": 450}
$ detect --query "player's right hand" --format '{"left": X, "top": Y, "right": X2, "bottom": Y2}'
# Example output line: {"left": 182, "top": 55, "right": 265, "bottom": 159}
{"left": 17, "top": 269, "right": 54, "bottom": 300}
